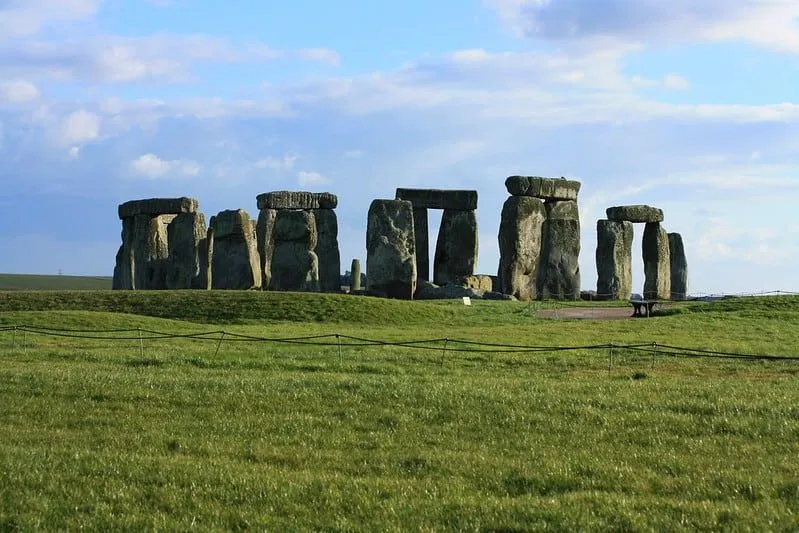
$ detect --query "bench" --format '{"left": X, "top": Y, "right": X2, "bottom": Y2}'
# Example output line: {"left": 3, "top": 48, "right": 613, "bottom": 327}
{"left": 630, "top": 299, "right": 658, "bottom": 317}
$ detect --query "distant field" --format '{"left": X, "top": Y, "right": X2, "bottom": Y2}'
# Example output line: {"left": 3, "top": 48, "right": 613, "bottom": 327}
{"left": 1, "top": 292, "right": 798, "bottom": 530}
{"left": 0, "top": 273, "right": 112, "bottom": 291}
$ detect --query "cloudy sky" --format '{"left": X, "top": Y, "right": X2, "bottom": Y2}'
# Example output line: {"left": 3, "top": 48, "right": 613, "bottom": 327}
{"left": 1, "top": 0, "right": 798, "bottom": 294}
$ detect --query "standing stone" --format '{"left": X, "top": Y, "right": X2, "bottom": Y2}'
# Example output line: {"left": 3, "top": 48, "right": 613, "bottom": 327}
{"left": 210, "top": 209, "right": 262, "bottom": 290}
{"left": 256, "top": 208, "right": 278, "bottom": 290}
{"left": 351, "top": 259, "right": 362, "bottom": 291}
{"left": 596, "top": 220, "right": 633, "bottom": 300}
{"left": 197, "top": 227, "right": 212, "bottom": 290}
{"left": 669, "top": 233, "right": 688, "bottom": 300}
{"left": 134, "top": 214, "right": 173, "bottom": 290}
{"left": 433, "top": 209, "right": 478, "bottom": 286}
{"left": 537, "top": 200, "right": 581, "bottom": 299}
{"left": 413, "top": 208, "right": 429, "bottom": 282}
{"left": 366, "top": 200, "right": 417, "bottom": 299}
{"left": 166, "top": 212, "right": 208, "bottom": 289}
{"left": 270, "top": 210, "right": 320, "bottom": 292}
{"left": 112, "top": 217, "right": 136, "bottom": 290}
{"left": 498, "top": 196, "right": 546, "bottom": 301}
{"left": 642, "top": 222, "right": 671, "bottom": 300}
{"left": 313, "top": 209, "right": 341, "bottom": 292}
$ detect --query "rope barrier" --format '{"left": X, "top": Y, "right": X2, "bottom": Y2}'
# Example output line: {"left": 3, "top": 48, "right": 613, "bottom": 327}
{"left": 3, "top": 324, "right": 796, "bottom": 362}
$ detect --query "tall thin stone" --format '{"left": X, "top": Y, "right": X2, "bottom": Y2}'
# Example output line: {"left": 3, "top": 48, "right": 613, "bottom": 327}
{"left": 256, "top": 208, "right": 277, "bottom": 290}
{"left": 166, "top": 212, "right": 207, "bottom": 289}
{"left": 497, "top": 196, "right": 546, "bottom": 301}
{"left": 313, "top": 209, "right": 341, "bottom": 292}
{"left": 642, "top": 222, "right": 671, "bottom": 300}
{"left": 668, "top": 233, "right": 688, "bottom": 300}
{"left": 413, "top": 208, "right": 429, "bottom": 282}
{"left": 210, "top": 209, "right": 262, "bottom": 290}
{"left": 351, "top": 259, "right": 362, "bottom": 291}
{"left": 433, "top": 209, "right": 478, "bottom": 286}
{"left": 596, "top": 220, "right": 633, "bottom": 300}
{"left": 269, "top": 210, "right": 320, "bottom": 292}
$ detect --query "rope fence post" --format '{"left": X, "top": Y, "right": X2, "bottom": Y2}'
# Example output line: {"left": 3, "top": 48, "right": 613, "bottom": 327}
{"left": 337, "top": 334, "right": 342, "bottom": 363}
{"left": 651, "top": 342, "right": 657, "bottom": 370}
{"left": 138, "top": 328, "right": 144, "bottom": 358}
{"left": 214, "top": 331, "right": 226, "bottom": 358}
{"left": 608, "top": 343, "right": 614, "bottom": 373}
{"left": 23, "top": 327, "right": 27, "bottom": 355}
{"left": 12, "top": 326, "right": 17, "bottom": 348}
{"left": 441, "top": 338, "right": 449, "bottom": 366}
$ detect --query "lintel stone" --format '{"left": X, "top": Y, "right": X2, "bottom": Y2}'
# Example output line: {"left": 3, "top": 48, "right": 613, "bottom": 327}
{"left": 395, "top": 188, "right": 477, "bottom": 211}
{"left": 256, "top": 191, "right": 338, "bottom": 210}
{"left": 118, "top": 197, "right": 198, "bottom": 219}
{"left": 606, "top": 205, "right": 664, "bottom": 223}
{"left": 505, "top": 176, "right": 581, "bottom": 201}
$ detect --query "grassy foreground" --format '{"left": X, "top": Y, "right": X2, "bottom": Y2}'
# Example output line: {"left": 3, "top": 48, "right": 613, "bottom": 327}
{"left": 1, "top": 292, "right": 798, "bottom": 530}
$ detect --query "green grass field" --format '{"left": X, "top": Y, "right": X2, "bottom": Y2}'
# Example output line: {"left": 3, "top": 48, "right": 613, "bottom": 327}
{"left": 1, "top": 291, "right": 798, "bottom": 530}
{"left": 0, "top": 273, "right": 112, "bottom": 291}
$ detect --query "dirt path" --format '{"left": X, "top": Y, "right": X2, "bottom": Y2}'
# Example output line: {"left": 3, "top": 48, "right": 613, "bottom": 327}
{"left": 536, "top": 306, "right": 636, "bottom": 320}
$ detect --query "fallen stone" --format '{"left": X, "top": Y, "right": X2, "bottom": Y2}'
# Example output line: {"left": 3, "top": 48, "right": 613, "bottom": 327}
{"left": 270, "top": 210, "right": 320, "bottom": 292}
{"left": 366, "top": 199, "right": 417, "bottom": 299}
{"left": 313, "top": 209, "right": 341, "bottom": 292}
{"left": 606, "top": 205, "right": 664, "bottom": 223}
{"left": 669, "top": 233, "right": 688, "bottom": 300}
{"left": 433, "top": 209, "right": 478, "bottom": 285}
{"left": 210, "top": 209, "right": 262, "bottom": 290}
{"left": 395, "top": 188, "right": 478, "bottom": 211}
{"left": 505, "top": 176, "right": 581, "bottom": 201}
{"left": 256, "top": 191, "right": 338, "bottom": 210}
{"left": 483, "top": 291, "right": 517, "bottom": 301}
{"left": 642, "top": 222, "right": 671, "bottom": 300}
{"left": 537, "top": 200, "right": 581, "bottom": 300}
{"left": 118, "top": 197, "right": 198, "bottom": 219}
{"left": 580, "top": 290, "right": 598, "bottom": 301}
{"left": 458, "top": 275, "right": 493, "bottom": 292}
{"left": 497, "top": 196, "right": 546, "bottom": 301}
{"left": 596, "top": 219, "right": 633, "bottom": 300}
{"left": 416, "top": 283, "right": 485, "bottom": 300}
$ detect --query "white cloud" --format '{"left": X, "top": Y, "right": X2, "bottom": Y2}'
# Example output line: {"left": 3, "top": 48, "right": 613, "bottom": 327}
{"left": 487, "top": 0, "right": 799, "bottom": 53}
{"left": 61, "top": 109, "right": 100, "bottom": 145}
{"left": 0, "top": 80, "right": 40, "bottom": 103}
{"left": 297, "top": 171, "right": 330, "bottom": 186}
{"left": 68, "top": 146, "right": 80, "bottom": 159}
{"left": 298, "top": 48, "right": 341, "bottom": 66}
{"left": 255, "top": 154, "right": 298, "bottom": 170}
{"left": 0, "top": 0, "right": 100, "bottom": 39}
{"left": 130, "top": 153, "right": 200, "bottom": 179}
{"left": 663, "top": 74, "right": 690, "bottom": 91}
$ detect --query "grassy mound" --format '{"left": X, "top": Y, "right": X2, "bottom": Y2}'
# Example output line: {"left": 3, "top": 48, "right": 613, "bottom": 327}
{"left": 0, "top": 273, "right": 112, "bottom": 291}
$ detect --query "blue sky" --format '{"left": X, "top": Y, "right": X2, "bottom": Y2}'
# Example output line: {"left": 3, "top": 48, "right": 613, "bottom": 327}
{"left": 1, "top": 0, "right": 798, "bottom": 294}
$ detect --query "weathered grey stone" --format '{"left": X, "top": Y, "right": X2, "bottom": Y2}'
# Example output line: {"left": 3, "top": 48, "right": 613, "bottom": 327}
{"left": 118, "top": 197, "right": 197, "bottom": 219}
{"left": 459, "top": 275, "right": 493, "bottom": 292}
{"left": 313, "top": 209, "right": 341, "bottom": 292}
{"left": 166, "top": 212, "right": 208, "bottom": 289}
{"left": 413, "top": 208, "right": 429, "bottom": 281}
{"left": 416, "top": 282, "right": 485, "bottom": 300}
{"left": 433, "top": 209, "right": 478, "bottom": 285}
{"left": 350, "top": 259, "right": 362, "bottom": 291}
{"left": 538, "top": 200, "right": 581, "bottom": 300}
{"left": 112, "top": 217, "right": 136, "bottom": 290}
{"left": 270, "top": 210, "right": 320, "bottom": 292}
{"left": 483, "top": 291, "right": 517, "bottom": 301}
{"left": 395, "top": 188, "right": 478, "bottom": 211}
{"left": 256, "top": 191, "right": 338, "bottom": 210}
{"left": 596, "top": 220, "right": 633, "bottom": 300}
{"left": 505, "top": 177, "right": 581, "bottom": 201}
{"left": 497, "top": 196, "right": 546, "bottom": 301}
{"left": 197, "top": 228, "right": 212, "bottom": 291}
{"left": 123, "top": 214, "right": 173, "bottom": 290}
{"left": 366, "top": 199, "right": 417, "bottom": 299}
{"left": 256, "top": 209, "right": 277, "bottom": 289}
{"left": 643, "top": 222, "right": 671, "bottom": 300}
{"left": 210, "top": 209, "right": 262, "bottom": 290}
{"left": 669, "top": 233, "right": 688, "bottom": 300}
{"left": 606, "top": 205, "right": 664, "bottom": 223}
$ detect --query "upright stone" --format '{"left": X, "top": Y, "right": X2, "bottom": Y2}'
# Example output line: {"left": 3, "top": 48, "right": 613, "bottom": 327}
{"left": 270, "top": 210, "right": 320, "bottom": 292}
{"left": 210, "top": 209, "right": 262, "bottom": 290}
{"left": 134, "top": 214, "right": 173, "bottom": 290}
{"left": 313, "top": 209, "right": 341, "bottom": 292}
{"left": 166, "top": 212, "right": 208, "bottom": 289}
{"left": 434, "top": 210, "right": 478, "bottom": 286}
{"left": 256, "top": 209, "right": 277, "bottom": 290}
{"left": 366, "top": 200, "right": 417, "bottom": 299}
{"left": 668, "top": 233, "right": 688, "bottom": 300}
{"left": 413, "top": 208, "right": 429, "bottom": 281}
{"left": 350, "top": 259, "right": 362, "bottom": 291}
{"left": 112, "top": 217, "right": 135, "bottom": 290}
{"left": 596, "top": 220, "right": 633, "bottom": 300}
{"left": 538, "top": 200, "right": 581, "bottom": 299}
{"left": 642, "top": 222, "right": 671, "bottom": 300}
{"left": 498, "top": 196, "right": 546, "bottom": 301}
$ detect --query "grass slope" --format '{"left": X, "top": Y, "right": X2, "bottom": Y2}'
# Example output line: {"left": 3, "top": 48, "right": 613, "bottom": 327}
{"left": 0, "top": 273, "right": 112, "bottom": 291}
{"left": 1, "top": 293, "right": 798, "bottom": 530}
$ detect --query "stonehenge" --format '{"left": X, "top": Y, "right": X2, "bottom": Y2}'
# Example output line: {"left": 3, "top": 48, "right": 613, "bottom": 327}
{"left": 498, "top": 177, "right": 581, "bottom": 300}
{"left": 595, "top": 204, "right": 687, "bottom": 301}
{"left": 113, "top": 181, "right": 688, "bottom": 303}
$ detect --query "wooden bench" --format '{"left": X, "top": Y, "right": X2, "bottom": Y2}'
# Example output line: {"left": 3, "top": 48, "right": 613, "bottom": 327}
{"left": 630, "top": 299, "right": 658, "bottom": 317}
